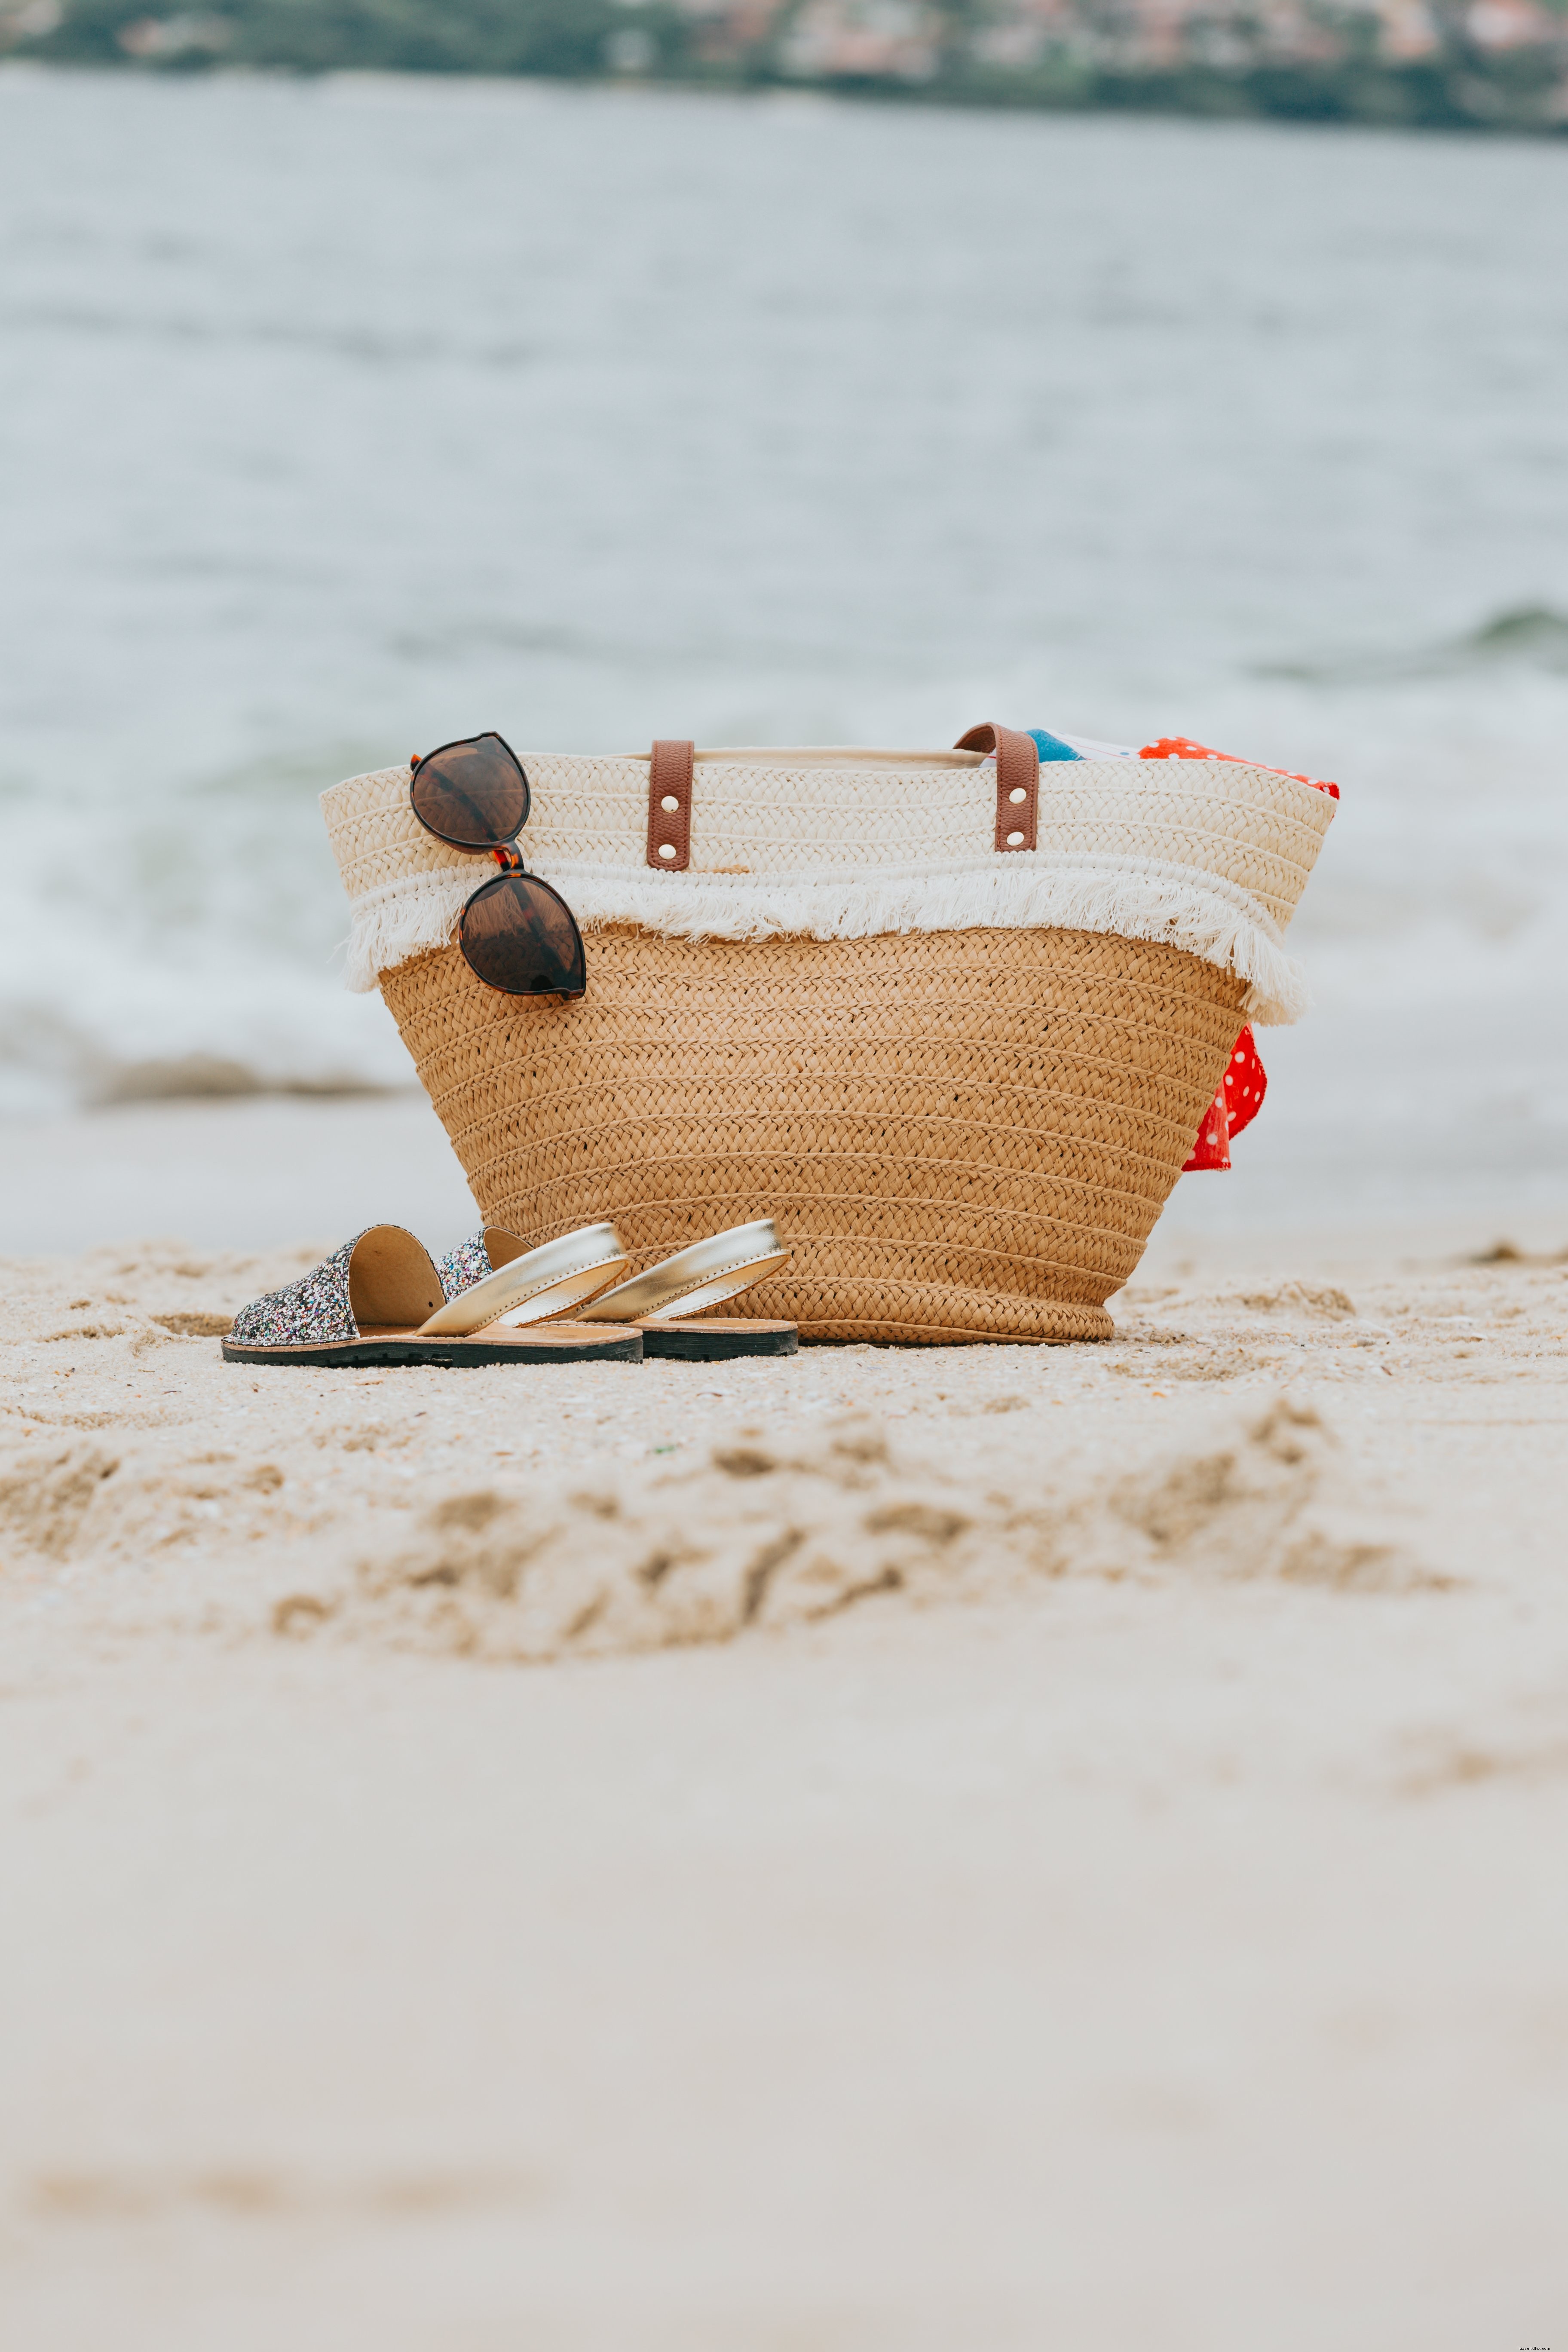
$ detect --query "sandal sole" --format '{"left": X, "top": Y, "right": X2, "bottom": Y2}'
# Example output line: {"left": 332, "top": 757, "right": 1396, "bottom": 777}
{"left": 639, "top": 1323, "right": 798, "bottom": 1362}
{"left": 221, "top": 1331, "right": 643, "bottom": 1369}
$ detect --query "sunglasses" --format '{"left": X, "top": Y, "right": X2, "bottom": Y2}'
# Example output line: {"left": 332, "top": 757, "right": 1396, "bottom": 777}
{"left": 408, "top": 732, "right": 587, "bottom": 999}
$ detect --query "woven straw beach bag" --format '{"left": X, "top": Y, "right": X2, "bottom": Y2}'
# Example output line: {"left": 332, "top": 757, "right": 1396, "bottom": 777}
{"left": 322, "top": 727, "right": 1335, "bottom": 1344}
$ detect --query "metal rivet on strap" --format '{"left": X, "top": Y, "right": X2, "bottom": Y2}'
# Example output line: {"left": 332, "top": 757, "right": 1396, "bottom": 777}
{"left": 1008, "top": 787, "right": 1027, "bottom": 804}
{"left": 660, "top": 795, "right": 680, "bottom": 812}
{"left": 1006, "top": 830, "right": 1025, "bottom": 847}
{"left": 658, "top": 842, "right": 677, "bottom": 860}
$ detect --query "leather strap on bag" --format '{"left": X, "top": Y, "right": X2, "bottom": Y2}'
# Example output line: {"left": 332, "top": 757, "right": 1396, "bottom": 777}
{"left": 955, "top": 722, "right": 1040, "bottom": 853}
{"left": 646, "top": 739, "right": 694, "bottom": 870}
{"left": 645, "top": 730, "right": 1035, "bottom": 865}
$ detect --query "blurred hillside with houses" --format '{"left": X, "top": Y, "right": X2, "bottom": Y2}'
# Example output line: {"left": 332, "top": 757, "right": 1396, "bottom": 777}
{"left": 4, "top": 0, "right": 1566, "bottom": 127}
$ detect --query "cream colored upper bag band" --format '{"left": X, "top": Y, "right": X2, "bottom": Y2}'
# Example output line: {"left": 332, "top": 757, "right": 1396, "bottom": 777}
{"left": 324, "top": 742, "right": 1335, "bottom": 1025}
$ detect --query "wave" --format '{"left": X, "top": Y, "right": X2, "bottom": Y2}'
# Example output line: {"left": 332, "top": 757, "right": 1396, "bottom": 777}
{"left": 0, "top": 985, "right": 414, "bottom": 1118}
{"left": 1256, "top": 605, "right": 1568, "bottom": 685}
{"left": 0, "top": 300, "right": 537, "bottom": 373}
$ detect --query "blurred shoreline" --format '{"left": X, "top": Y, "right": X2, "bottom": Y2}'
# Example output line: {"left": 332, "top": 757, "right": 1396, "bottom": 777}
{"left": 5, "top": 24, "right": 1568, "bottom": 138}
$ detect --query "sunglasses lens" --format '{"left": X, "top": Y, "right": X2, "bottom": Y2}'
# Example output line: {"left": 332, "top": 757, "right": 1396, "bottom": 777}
{"left": 459, "top": 873, "right": 587, "bottom": 998}
{"left": 410, "top": 735, "right": 529, "bottom": 849}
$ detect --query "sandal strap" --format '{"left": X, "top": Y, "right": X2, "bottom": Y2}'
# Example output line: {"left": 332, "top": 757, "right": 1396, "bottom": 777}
{"left": 418, "top": 1222, "right": 630, "bottom": 1335}
{"left": 578, "top": 1220, "right": 789, "bottom": 1324}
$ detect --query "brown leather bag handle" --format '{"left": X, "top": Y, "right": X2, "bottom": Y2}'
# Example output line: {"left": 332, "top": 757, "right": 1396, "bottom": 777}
{"left": 647, "top": 729, "right": 1038, "bottom": 867}
{"left": 955, "top": 722, "right": 1040, "bottom": 853}
{"left": 646, "top": 739, "right": 694, "bottom": 870}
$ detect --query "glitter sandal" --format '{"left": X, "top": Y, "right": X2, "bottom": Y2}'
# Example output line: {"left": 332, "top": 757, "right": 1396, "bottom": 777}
{"left": 576, "top": 1219, "right": 797, "bottom": 1360}
{"left": 221, "top": 1222, "right": 641, "bottom": 1368}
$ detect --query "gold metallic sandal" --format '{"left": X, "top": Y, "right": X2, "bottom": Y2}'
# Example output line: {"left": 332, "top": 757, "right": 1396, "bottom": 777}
{"left": 222, "top": 1222, "right": 642, "bottom": 1368}
{"left": 576, "top": 1219, "right": 796, "bottom": 1361}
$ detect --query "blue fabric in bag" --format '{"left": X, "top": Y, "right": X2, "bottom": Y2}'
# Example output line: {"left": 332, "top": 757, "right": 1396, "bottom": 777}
{"left": 1028, "top": 728, "right": 1083, "bottom": 762}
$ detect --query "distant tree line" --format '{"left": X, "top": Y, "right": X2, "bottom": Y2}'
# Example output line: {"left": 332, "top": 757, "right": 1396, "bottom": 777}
{"left": 9, "top": 0, "right": 652, "bottom": 79}
{"left": 7, "top": 0, "right": 1567, "bottom": 132}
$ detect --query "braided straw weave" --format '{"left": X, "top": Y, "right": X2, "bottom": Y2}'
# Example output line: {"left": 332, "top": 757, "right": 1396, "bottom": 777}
{"left": 377, "top": 925, "right": 1245, "bottom": 1344}
{"left": 324, "top": 744, "right": 1332, "bottom": 1344}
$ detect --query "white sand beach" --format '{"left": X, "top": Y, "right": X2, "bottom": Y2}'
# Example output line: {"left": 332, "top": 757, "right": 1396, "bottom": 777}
{"left": 3, "top": 1101, "right": 1565, "bottom": 2348}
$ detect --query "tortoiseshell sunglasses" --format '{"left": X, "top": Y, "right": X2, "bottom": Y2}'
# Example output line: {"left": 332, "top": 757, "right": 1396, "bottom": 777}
{"left": 408, "top": 732, "right": 586, "bottom": 999}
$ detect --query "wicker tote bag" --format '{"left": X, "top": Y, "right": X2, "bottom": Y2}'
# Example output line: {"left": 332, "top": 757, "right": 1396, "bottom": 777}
{"left": 322, "top": 726, "right": 1335, "bottom": 1344}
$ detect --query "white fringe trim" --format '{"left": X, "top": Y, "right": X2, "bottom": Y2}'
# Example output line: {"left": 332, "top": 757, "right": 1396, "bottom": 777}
{"left": 342, "top": 855, "right": 1311, "bottom": 1024}
{"left": 343, "top": 870, "right": 476, "bottom": 995}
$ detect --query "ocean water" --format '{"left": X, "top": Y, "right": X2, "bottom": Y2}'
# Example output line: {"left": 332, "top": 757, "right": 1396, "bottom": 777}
{"left": 2, "top": 67, "right": 1566, "bottom": 1223}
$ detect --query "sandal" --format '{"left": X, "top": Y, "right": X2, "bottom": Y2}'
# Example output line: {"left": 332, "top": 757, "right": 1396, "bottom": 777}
{"left": 221, "top": 1223, "right": 641, "bottom": 1368}
{"left": 577, "top": 1219, "right": 796, "bottom": 1360}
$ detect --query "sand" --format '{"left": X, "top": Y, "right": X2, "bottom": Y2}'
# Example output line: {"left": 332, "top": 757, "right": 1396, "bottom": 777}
{"left": 3, "top": 1216, "right": 1567, "bottom": 2347}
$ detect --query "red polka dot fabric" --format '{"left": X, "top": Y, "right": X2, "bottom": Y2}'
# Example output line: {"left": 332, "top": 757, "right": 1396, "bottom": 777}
{"left": 1140, "top": 735, "right": 1340, "bottom": 801}
{"left": 1138, "top": 735, "right": 1335, "bottom": 1173}
{"left": 1184, "top": 1023, "right": 1268, "bottom": 1171}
